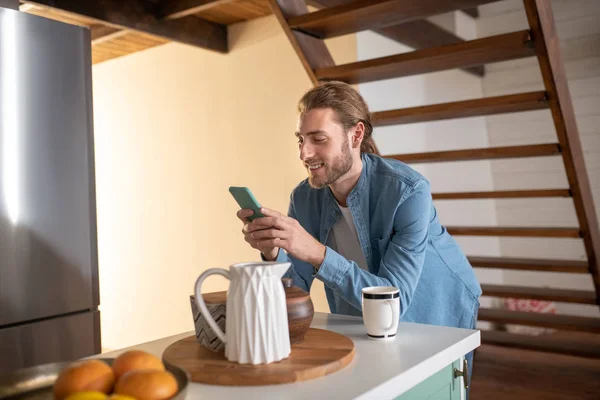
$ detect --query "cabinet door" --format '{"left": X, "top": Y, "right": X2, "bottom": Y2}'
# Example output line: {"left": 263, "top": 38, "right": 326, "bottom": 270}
{"left": 395, "top": 359, "right": 461, "bottom": 400}
{"left": 0, "top": 310, "right": 100, "bottom": 374}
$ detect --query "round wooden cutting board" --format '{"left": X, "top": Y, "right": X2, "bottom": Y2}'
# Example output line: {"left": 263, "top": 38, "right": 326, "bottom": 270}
{"left": 162, "top": 328, "right": 355, "bottom": 386}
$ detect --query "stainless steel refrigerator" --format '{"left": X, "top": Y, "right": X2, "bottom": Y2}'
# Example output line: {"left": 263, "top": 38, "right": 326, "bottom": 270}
{"left": 0, "top": 7, "right": 101, "bottom": 373}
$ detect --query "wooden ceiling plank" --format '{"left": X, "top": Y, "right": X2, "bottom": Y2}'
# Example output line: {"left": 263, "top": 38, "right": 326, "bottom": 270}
{"left": 90, "top": 25, "right": 127, "bottom": 45}
{"left": 95, "top": 37, "right": 151, "bottom": 53}
{"left": 158, "top": 0, "right": 237, "bottom": 20}
{"left": 117, "top": 33, "right": 168, "bottom": 47}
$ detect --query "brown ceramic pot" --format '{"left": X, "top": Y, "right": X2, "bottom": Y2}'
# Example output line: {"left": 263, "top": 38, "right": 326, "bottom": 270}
{"left": 282, "top": 278, "right": 314, "bottom": 344}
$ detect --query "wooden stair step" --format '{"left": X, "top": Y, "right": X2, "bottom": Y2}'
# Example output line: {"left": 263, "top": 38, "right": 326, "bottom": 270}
{"left": 315, "top": 30, "right": 534, "bottom": 84}
{"left": 432, "top": 189, "right": 571, "bottom": 200}
{"left": 481, "top": 284, "right": 597, "bottom": 305}
{"left": 375, "top": 19, "right": 485, "bottom": 77}
{"left": 481, "top": 330, "right": 600, "bottom": 358}
{"left": 388, "top": 143, "right": 561, "bottom": 164}
{"left": 478, "top": 308, "right": 600, "bottom": 333}
{"left": 371, "top": 91, "right": 548, "bottom": 126}
{"left": 468, "top": 256, "right": 589, "bottom": 273}
{"left": 448, "top": 226, "right": 581, "bottom": 238}
{"left": 289, "top": 0, "right": 499, "bottom": 39}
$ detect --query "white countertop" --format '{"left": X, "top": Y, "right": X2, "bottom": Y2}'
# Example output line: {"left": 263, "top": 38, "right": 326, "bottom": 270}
{"left": 99, "top": 312, "right": 480, "bottom": 400}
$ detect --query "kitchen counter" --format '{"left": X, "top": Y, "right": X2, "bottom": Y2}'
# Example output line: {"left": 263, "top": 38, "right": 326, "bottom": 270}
{"left": 99, "top": 312, "right": 480, "bottom": 400}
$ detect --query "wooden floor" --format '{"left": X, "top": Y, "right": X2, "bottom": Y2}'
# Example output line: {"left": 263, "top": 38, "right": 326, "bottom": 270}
{"left": 471, "top": 344, "right": 600, "bottom": 400}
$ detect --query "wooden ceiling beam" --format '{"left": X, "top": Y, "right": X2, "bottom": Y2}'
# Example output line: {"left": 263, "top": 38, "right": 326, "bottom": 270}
{"left": 89, "top": 0, "right": 234, "bottom": 44}
{"left": 22, "top": 0, "right": 228, "bottom": 53}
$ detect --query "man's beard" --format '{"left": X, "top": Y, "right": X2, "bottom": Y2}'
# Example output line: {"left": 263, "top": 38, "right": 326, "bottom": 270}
{"left": 307, "top": 138, "right": 353, "bottom": 189}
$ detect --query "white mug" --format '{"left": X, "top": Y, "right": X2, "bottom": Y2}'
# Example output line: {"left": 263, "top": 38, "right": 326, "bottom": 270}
{"left": 361, "top": 286, "right": 400, "bottom": 340}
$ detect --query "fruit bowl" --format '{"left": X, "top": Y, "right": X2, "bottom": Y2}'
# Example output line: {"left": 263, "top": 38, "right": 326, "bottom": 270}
{"left": 0, "top": 358, "right": 190, "bottom": 400}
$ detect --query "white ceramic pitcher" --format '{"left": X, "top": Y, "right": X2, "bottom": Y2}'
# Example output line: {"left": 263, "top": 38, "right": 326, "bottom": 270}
{"left": 194, "top": 261, "right": 292, "bottom": 365}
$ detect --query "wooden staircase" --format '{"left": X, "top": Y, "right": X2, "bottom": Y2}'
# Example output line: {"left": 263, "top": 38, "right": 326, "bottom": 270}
{"left": 270, "top": 0, "right": 600, "bottom": 357}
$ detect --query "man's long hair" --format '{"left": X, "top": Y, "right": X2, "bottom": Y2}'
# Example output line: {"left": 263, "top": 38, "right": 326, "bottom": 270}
{"left": 298, "top": 81, "right": 377, "bottom": 154}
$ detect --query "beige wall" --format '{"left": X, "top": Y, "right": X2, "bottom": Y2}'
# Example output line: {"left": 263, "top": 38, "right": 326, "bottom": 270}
{"left": 92, "top": 15, "right": 356, "bottom": 351}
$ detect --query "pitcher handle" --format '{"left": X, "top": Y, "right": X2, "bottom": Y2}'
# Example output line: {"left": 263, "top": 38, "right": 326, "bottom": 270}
{"left": 194, "top": 268, "right": 230, "bottom": 343}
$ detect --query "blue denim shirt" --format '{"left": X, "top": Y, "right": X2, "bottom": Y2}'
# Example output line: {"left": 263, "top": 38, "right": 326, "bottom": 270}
{"left": 275, "top": 153, "right": 482, "bottom": 329}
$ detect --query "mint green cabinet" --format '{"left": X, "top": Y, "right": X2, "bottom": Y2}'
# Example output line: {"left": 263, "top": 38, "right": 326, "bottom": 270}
{"left": 395, "top": 359, "right": 463, "bottom": 400}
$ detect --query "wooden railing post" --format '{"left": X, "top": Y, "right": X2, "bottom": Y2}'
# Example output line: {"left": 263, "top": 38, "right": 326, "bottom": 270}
{"left": 268, "top": 0, "right": 335, "bottom": 85}
{"left": 523, "top": 0, "right": 600, "bottom": 307}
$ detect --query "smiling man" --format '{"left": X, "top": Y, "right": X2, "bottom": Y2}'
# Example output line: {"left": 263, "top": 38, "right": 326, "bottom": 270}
{"left": 237, "top": 81, "right": 481, "bottom": 376}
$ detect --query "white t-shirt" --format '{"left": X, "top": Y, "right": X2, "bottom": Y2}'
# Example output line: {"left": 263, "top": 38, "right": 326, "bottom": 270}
{"left": 326, "top": 205, "right": 369, "bottom": 271}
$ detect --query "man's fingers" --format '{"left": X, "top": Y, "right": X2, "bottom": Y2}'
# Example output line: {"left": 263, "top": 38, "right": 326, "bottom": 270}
{"left": 236, "top": 208, "right": 255, "bottom": 223}
{"left": 244, "top": 221, "right": 275, "bottom": 234}
{"left": 259, "top": 207, "right": 282, "bottom": 218}
{"left": 243, "top": 234, "right": 261, "bottom": 249}
{"left": 257, "top": 238, "right": 284, "bottom": 249}
{"left": 251, "top": 228, "right": 287, "bottom": 240}
{"left": 252, "top": 216, "right": 288, "bottom": 230}
{"left": 242, "top": 223, "right": 253, "bottom": 234}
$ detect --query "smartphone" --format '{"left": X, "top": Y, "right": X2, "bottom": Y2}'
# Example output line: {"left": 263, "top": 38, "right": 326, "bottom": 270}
{"left": 229, "top": 186, "right": 265, "bottom": 221}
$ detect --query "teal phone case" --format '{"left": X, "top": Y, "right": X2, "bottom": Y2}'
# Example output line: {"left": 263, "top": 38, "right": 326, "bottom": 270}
{"left": 229, "top": 186, "right": 265, "bottom": 221}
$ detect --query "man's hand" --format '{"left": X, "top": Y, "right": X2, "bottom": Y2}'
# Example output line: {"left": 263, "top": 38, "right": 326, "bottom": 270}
{"left": 247, "top": 207, "right": 326, "bottom": 267}
{"left": 237, "top": 209, "right": 279, "bottom": 261}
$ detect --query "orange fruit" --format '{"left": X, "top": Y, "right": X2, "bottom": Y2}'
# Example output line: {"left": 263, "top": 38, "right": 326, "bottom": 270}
{"left": 111, "top": 351, "right": 164, "bottom": 380}
{"left": 53, "top": 360, "right": 114, "bottom": 400}
{"left": 115, "top": 370, "right": 177, "bottom": 400}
